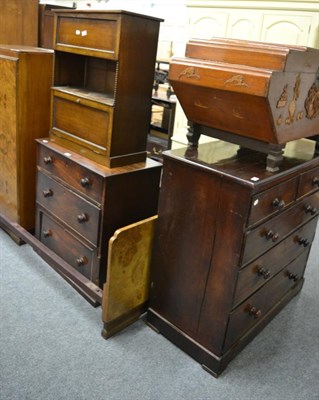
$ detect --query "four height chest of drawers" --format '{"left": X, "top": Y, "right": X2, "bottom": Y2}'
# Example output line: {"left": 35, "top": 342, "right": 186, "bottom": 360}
{"left": 147, "top": 138, "right": 319, "bottom": 377}
{"left": 35, "top": 138, "right": 161, "bottom": 303}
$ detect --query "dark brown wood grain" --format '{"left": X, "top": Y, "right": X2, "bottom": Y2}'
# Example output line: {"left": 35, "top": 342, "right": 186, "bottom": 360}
{"left": 147, "top": 138, "right": 319, "bottom": 376}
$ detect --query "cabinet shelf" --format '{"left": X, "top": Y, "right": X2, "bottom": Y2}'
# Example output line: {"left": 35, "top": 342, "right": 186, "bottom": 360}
{"left": 52, "top": 86, "right": 115, "bottom": 106}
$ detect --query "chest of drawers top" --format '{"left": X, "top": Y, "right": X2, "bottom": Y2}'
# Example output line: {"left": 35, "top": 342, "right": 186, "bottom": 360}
{"left": 165, "top": 139, "right": 319, "bottom": 232}
{"left": 36, "top": 138, "right": 161, "bottom": 204}
{"left": 168, "top": 138, "right": 318, "bottom": 190}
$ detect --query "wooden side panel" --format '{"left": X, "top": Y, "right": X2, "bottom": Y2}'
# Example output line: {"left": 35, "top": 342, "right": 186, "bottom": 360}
{"left": 0, "top": 56, "right": 18, "bottom": 222}
{"left": 196, "top": 178, "right": 251, "bottom": 355}
{"left": 18, "top": 52, "right": 53, "bottom": 230}
{"left": 149, "top": 157, "right": 222, "bottom": 337}
{"left": 111, "top": 13, "right": 161, "bottom": 156}
{"left": 170, "top": 81, "right": 275, "bottom": 143}
{"left": 102, "top": 216, "right": 157, "bottom": 335}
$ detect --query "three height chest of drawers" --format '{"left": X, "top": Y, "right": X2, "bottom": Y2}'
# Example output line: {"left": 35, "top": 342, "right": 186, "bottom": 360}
{"left": 35, "top": 138, "right": 161, "bottom": 303}
{"left": 49, "top": 10, "right": 163, "bottom": 167}
{"left": 147, "top": 138, "right": 319, "bottom": 377}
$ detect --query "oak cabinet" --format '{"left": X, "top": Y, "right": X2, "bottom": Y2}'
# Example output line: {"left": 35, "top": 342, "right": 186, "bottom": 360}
{"left": 49, "top": 10, "right": 163, "bottom": 167}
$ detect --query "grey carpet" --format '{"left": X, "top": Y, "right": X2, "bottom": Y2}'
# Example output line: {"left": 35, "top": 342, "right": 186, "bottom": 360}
{"left": 0, "top": 226, "right": 318, "bottom": 400}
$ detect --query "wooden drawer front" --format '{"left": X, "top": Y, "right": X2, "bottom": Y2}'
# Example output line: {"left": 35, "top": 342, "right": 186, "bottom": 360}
{"left": 37, "top": 141, "right": 104, "bottom": 204}
{"left": 38, "top": 210, "right": 97, "bottom": 282}
{"left": 242, "top": 191, "right": 319, "bottom": 265}
{"left": 248, "top": 177, "right": 298, "bottom": 226}
{"left": 224, "top": 250, "right": 309, "bottom": 351}
{"left": 51, "top": 92, "right": 112, "bottom": 156}
{"left": 56, "top": 16, "right": 119, "bottom": 59}
{"left": 297, "top": 167, "right": 319, "bottom": 199}
{"left": 234, "top": 216, "right": 318, "bottom": 307}
{"left": 37, "top": 171, "right": 100, "bottom": 245}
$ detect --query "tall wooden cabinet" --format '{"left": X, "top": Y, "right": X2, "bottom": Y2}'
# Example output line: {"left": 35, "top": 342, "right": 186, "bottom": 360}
{"left": 0, "top": 46, "right": 53, "bottom": 232}
{"left": 147, "top": 139, "right": 319, "bottom": 376}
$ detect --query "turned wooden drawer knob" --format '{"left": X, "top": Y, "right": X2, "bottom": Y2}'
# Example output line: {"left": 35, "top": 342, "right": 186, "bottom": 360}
{"left": 43, "top": 229, "right": 52, "bottom": 238}
{"left": 80, "top": 177, "right": 91, "bottom": 187}
{"left": 304, "top": 205, "right": 317, "bottom": 215}
{"left": 287, "top": 272, "right": 299, "bottom": 282}
{"left": 265, "top": 229, "right": 279, "bottom": 242}
{"left": 298, "top": 237, "right": 310, "bottom": 247}
{"left": 247, "top": 305, "right": 262, "bottom": 319}
{"left": 43, "top": 156, "right": 53, "bottom": 164}
{"left": 272, "top": 198, "right": 285, "bottom": 210}
{"left": 77, "top": 213, "right": 88, "bottom": 223}
{"left": 76, "top": 256, "right": 88, "bottom": 266}
{"left": 42, "top": 189, "right": 53, "bottom": 197}
{"left": 257, "top": 267, "right": 271, "bottom": 279}
{"left": 312, "top": 177, "right": 319, "bottom": 187}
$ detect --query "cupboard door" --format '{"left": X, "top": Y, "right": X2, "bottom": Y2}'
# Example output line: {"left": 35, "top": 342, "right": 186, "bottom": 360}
{"left": 55, "top": 15, "right": 120, "bottom": 59}
{"left": 261, "top": 14, "right": 313, "bottom": 45}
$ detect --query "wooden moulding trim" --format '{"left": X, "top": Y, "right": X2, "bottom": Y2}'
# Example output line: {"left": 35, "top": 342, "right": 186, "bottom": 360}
{"left": 186, "top": 1, "right": 319, "bottom": 12}
{"left": 147, "top": 280, "right": 304, "bottom": 377}
{"left": 0, "top": 213, "right": 103, "bottom": 305}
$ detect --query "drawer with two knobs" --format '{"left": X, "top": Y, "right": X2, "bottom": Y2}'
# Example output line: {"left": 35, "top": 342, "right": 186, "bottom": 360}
{"left": 242, "top": 191, "right": 319, "bottom": 265}
{"left": 36, "top": 171, "right": 100, "bottom": 245}
{"left": 234, "top": 216, "right": 318, "bottom": 307}
{"left": 37, "top": 209, "right": 99, "bottom": 283}
{"left": 224, "top": 249, "right": 310, "bottom": 351}
{"left": 37, "top": 139, "right": 104, "bottom": 204}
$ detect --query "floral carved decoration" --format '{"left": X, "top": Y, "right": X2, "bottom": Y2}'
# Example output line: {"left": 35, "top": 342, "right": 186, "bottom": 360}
{"left": 305, "top": 83, "right": 319, "bottom": 119}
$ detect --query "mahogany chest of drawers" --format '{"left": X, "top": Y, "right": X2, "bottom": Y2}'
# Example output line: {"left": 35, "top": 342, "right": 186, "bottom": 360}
{"left": 35, "top": 138, "right": 161, "bottom": 302}
{"left": 147, "top": 138, "right": 319, "bottom": 376}
{"left": 49, "top": 10, "right": 163, "bottom": 167}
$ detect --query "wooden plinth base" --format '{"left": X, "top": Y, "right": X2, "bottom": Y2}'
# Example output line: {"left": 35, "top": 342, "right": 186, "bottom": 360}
{"left": 0, "top": 213, "right": 103, "bottom": 306}
{"left": 147, "top": 280, "right": 303, "bottom": 377}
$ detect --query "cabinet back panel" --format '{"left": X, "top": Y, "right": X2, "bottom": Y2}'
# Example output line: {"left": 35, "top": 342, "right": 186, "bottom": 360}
{"left": 54, "top": 53, "right": 116, "bottom": 97}
{"left": 85, "top": 57, "right": 116, "bottom": 95}
{"left": 54, "top": 52, "right": 86, "bottom": 87}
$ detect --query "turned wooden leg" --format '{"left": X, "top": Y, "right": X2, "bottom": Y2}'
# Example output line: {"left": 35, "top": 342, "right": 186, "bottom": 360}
{"left": 266, "top": 144, "right": 285, "bottom": 172}
{"left": 186, "top": 121, "right": 201, "bottom": 148}
{"left": 312, "top": 135, "right": 319, "bottom": 156}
